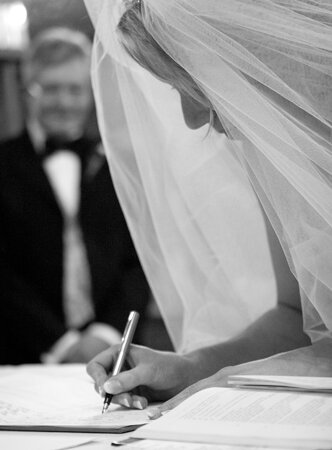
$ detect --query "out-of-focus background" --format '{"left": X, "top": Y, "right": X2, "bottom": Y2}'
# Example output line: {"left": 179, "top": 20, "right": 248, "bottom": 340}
{"left": 0, "top": 0, "right": 94, "bottom": 142}
{"left": 0, "top": 0, "right": 174, "bottom": 354}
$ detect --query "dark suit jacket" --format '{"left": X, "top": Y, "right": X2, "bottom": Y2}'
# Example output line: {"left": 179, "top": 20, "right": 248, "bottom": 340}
{"left": 0, "top": 130, "right": 149, "bottom": 364}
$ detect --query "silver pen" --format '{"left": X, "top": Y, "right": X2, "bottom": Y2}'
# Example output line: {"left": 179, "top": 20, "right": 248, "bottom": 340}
{"left": 102, "top": 311, "right": 140, "bottom": 414}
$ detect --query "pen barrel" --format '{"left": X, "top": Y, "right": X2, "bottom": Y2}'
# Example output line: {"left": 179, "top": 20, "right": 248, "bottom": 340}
{"left": 112, "top": 311, "right": 139, "bottom": 376}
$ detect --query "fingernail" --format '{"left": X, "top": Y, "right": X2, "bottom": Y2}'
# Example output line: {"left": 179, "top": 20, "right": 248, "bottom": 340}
{"left": 104, "top": 379, "right": 122, "bottom": 394}
{"left": 133, "top": 399, "right": 144, "bottom": 410}
{"left": 122, "top": 398, "right": 131, "bottom": 408}
{"left": 147, "top": 408, "right": 162, "bottom": 419}
{"left": 98, "top": 386, "right": 104, "bottom": 396}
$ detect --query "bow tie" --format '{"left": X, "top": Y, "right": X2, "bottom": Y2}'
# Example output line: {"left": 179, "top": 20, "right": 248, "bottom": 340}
{"left": 42, "top": 136, "right": 89, "bottom": 160}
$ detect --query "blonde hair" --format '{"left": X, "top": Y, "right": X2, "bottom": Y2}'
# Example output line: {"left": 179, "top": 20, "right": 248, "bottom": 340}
{"left": 117, "top": 2, "right": 213, "bottom": 113}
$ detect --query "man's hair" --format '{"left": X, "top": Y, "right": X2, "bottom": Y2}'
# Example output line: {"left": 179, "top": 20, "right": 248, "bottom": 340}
{"left": 23, "top": 27, "right": 92, "bottom": 85}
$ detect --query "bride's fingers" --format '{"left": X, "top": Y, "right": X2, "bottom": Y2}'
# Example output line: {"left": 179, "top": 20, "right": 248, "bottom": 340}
{"left": 87, "top": 346, "right": 121, "bottom": 392}
{"left": 112, "top": 392, "right": 148, "bottom": 409}
{"left": 87, "top": 360, "right": 109, "bottom": 395}
{"left": 103, "top": 362, "right": 154, "bottom": 396}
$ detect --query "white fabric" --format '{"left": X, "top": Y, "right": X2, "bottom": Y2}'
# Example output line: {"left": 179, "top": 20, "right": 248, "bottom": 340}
{"left": 43, "top": 152, "right": 81, "bottom": 217}
{"left": 84, "top": 0, "right": 332, "bottom": 351}
{"left": 43, "top": 153, "right": 95, "bottom": 328}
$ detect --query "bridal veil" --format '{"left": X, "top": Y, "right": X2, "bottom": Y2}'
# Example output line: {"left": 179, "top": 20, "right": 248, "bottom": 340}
{"left": 84, "top": 0, "right": 332, "bottom": 351}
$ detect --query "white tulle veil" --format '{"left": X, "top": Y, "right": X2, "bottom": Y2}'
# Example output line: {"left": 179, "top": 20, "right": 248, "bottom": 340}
{"left": 84, "top": 0, "right": 332, "bottom": 351}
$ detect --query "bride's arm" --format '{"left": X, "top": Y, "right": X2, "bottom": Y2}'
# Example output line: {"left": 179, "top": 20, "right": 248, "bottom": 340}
{"left": 87, "top": 246, "right": 311, "bottom": 409}
{"left": 184, "top": 202, "right": 310, "bottom": 378}
{"left": 87, "top": 212, "right": 315, "bottom": 407}
{"left": 149, "top": 218, "right": 331, "bottom": 415}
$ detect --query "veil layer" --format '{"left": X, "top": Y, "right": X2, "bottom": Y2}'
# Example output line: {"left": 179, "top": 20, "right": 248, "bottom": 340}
{"left": 85, "top": 0, "right": 332, "bottom": 351}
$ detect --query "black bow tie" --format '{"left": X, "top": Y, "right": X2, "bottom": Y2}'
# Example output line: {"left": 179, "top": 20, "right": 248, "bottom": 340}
{"left": 42, "top": 136, "right": 87, "bottom": 159}
{"left": 43, "top": 135, "right": 102, "bottom": 161}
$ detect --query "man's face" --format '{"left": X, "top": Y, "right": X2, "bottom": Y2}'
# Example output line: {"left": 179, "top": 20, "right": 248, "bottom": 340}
{"left": 28, "top": 57, "right": 93, "bottom": 140}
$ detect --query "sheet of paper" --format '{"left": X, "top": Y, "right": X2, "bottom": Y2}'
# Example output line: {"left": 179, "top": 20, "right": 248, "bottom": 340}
{"left": 133, "top": 387, "right": 332, "bottom": 448}
{"left": 0, "top": 364, "right": 149, "bottom": 432}
{"left": 0, "top": 433, "right": 93, "bottom": 450}
{"left": 227, "top": 375, "right": 332, "bottom": 392}
{"left": 111, "top": 438, "right": 296, "bottom": 450}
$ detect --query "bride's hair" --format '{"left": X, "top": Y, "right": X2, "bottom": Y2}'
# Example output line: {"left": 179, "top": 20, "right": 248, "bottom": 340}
{"left": 117, "top": 2, "right": 213, "bottom": 112}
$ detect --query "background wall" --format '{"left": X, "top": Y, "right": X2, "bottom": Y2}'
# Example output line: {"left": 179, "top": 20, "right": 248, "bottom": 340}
{"left": 15, "top": 0, "right": 93, "bottom": 38}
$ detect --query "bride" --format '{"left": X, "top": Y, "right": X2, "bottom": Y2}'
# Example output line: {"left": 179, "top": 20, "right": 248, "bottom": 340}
{"left": 84, "top": 0, "right": 332, "bottom": 414}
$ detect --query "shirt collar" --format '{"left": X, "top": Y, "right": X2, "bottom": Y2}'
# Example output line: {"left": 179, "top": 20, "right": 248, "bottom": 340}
{"left": 26, "top": 119, "right": 86, "bottom": 154}
{"left": 26, "top": 118, "right": 46, "bottom": 154}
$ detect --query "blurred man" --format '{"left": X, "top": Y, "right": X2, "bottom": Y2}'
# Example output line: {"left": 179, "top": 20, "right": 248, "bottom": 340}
{"left": 0, "top": 27, "right": 149, "bottom": 364}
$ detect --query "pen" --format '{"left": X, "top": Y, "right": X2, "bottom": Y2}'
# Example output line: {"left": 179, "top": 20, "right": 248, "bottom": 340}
{"left": 102, "top": 310, "right": 140, "bottom": 414}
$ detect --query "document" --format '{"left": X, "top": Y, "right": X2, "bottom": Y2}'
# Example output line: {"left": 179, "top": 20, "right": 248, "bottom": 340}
{"left": 227, "top": 375, "right": 332, "bottom": 392}
{"left": 133, "top": 387, "right": 332, "bottom": 448}
{"left": 0, "top": 433, "right": 94, "bottom": 450}
{"left": 0, "top": 364, "right": 149, "bottom": 433}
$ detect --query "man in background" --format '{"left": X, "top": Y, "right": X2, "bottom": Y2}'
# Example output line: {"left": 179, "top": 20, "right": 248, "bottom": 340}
{"left": 0, "top": 27, "right": 150, "bottom": 364}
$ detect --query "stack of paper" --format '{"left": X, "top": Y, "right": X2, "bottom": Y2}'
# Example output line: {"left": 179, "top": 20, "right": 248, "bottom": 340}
{"left": 2, "top": 366, "right": 332, "bottom": 449}
{"left": 227, "top": 375, "right": 332, "bottom": 393}
{"left": 132, "top": 385, "right": 332, "bottom": 449}
{"left": 0, "top": 364, "right": 149, "bottom": 433}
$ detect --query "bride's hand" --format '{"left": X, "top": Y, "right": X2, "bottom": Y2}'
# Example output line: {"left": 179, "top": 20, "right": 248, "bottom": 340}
{"left": 86, "top": 344, "right": 196, "bottom": 409}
